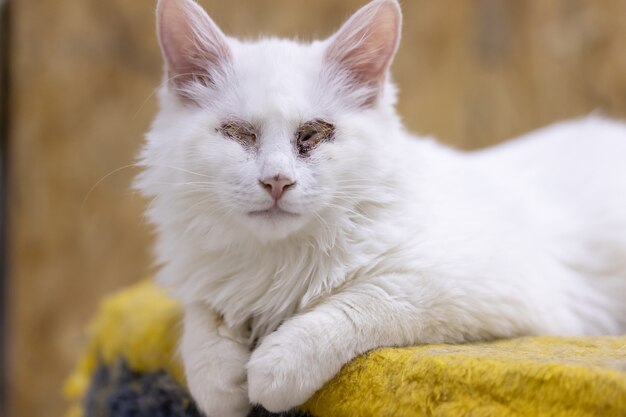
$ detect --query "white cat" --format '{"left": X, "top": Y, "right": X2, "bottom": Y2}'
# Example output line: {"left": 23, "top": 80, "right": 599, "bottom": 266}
{"left": 135, "top": 0, "right": 626, "bottom": 415}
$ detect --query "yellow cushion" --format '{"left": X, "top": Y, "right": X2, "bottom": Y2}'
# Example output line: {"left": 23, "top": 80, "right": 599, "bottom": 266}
{"left": 65, "top": 281, "right": 626, "bottom": 417}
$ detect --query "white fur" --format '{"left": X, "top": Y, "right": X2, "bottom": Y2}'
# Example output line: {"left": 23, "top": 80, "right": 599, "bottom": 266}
{"left": 136, "top": 0, "right": 626, "bottom": 415}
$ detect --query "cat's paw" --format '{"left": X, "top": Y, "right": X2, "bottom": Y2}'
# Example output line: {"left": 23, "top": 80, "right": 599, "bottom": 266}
{"left": 184, "top": 337, "right": 251, "bottom": 417}
{"left": 187, "top": 369, "right": 251, "bottom": 417}
{"left": 247, "top": 331, "right": 323, "bottom": 412}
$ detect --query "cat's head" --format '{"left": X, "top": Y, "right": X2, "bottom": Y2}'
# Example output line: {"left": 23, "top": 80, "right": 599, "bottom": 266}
{"left": 138, "top": 0, "right": 403, "bottom": 243}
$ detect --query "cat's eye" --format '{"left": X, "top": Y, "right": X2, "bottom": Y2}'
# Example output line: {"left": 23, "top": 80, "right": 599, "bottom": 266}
{"left": 217, "top": 121, "right": 257, "bottom": 147}
{"left": 296, "top": 120, "right": 335, "bottom": 156}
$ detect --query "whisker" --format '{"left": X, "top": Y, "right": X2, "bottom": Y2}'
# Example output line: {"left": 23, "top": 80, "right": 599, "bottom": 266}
{"left": 81, "top": 163, "right": 142, "bottom": 209}
{"left": 132, "top": 84, "right": 162, "bottom": 121}
{"left": 154, "top": 181, "right": 219, "bottom": 187}
{"left": 83, "top": 161, "right": 217, "bottom": 208}
{"left": 139, "top": 163, "right": 213, "bottom": 178}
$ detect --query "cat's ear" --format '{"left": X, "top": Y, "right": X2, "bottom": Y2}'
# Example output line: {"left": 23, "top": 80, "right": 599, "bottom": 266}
{"left": 157, "top": 0, "right": 231, "bottom": 103}
{"left": 324, "top": 0, "right": 402, "bottom": 106}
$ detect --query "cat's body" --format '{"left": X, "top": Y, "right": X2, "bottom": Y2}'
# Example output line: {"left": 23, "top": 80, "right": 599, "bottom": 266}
{"left": 137, "top": 0, "right": 626, "bottom": 415}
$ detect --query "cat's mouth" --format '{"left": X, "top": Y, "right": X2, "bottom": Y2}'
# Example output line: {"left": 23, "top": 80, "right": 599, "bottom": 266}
{"left": 248, "top": 206, "right": 299, "bottom": 218}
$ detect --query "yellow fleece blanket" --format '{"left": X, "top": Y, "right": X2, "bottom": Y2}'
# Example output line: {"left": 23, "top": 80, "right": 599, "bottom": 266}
{"left": 65, "top": 281, "right": 626, "bottom": 417}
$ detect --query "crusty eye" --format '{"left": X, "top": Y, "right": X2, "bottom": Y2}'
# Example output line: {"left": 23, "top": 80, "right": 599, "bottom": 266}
{"left": 217, "top": 121, "right": 257, "bottom": 147}
{"left": 296, "top": 119, "right": 335, "bottom": 156}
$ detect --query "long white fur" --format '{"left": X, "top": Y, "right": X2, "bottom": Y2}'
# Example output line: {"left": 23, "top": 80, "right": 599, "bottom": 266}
{"left": 136, "top": 0, "right": 626, "bottom": 415}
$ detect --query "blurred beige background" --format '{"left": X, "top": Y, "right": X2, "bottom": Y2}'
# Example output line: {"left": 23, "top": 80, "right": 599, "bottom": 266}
{"left": 7, "top": 0, "right": 626, "bottom": 416}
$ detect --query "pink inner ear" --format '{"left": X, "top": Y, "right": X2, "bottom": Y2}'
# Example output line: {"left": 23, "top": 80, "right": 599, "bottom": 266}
{"left": 157, "top": 0, "right": 231, "bottom": 97}
{"left": 325, "top": 0, "right": 402, "bottom": 103}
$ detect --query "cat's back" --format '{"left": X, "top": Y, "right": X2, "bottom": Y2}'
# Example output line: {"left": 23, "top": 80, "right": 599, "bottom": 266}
{"left": 474, "top": 116, "right": 626, "bottom": 174}
{"left": 471, "top": 116, "right": 626, "bottom": 208}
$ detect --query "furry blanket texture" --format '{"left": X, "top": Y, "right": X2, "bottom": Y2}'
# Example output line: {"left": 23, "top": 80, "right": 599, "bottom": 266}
{"left": 64, "top": 282, "right": 626, "bottom": 417}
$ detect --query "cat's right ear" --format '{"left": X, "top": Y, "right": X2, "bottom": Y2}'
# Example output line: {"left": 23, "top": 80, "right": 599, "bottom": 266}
{"left": 157, "top": 0, "right": 231, "bottom": 104}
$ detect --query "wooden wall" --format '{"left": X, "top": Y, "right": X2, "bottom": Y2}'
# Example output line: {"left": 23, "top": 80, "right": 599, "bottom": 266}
{"left": 7, "top": 1, "right": 626, "bottom": 416}
{"left": 0, "top": 0, "right": 9, "bottom": 415}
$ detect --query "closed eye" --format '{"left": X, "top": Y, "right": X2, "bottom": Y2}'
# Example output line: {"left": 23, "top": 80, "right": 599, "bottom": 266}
{"left": 296, "top": 119, "right": 335, "bottom": 156}
{"left": 217, "top": 121, "right": 257, "bottom": 147}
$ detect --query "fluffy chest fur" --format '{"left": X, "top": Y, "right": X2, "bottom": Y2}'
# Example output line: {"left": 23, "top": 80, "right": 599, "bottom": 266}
{"left": 149, "top": 187, "right": 408, "bottom": 339}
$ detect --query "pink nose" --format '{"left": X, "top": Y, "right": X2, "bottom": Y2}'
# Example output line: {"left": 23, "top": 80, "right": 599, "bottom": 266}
{"left": 260, "top": 175, "right": 295, "bottom": 200}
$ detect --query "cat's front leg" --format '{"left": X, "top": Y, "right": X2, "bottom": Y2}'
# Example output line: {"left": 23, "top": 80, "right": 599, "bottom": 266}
{"left": 247, "top": 275, "right": 430, "bottom": 413}
{"left": 247, "top": 272, "right": 540, "bottom": 412}
{"left": 181, "top": 303, "right": 251, "bottom": 417}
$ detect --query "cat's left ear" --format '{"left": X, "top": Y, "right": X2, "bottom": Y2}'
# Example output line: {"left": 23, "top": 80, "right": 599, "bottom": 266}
{"left": 324, "top": 0, "right": 402, "bottom": 107}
